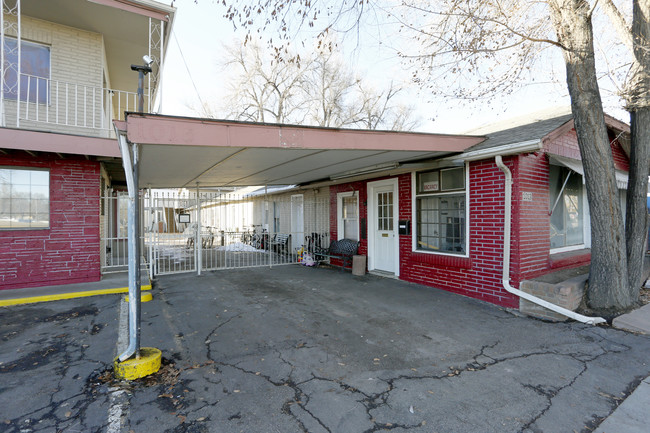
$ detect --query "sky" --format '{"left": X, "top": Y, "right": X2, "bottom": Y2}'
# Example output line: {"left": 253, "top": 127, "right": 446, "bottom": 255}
{"left": 160, "top": 1, "right": 628, "bottom": 134}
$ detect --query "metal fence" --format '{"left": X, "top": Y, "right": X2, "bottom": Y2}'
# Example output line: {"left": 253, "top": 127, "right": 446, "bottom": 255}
{"left": 101, "top": 191, "right": 149, "bottom": 274}
{"left": 3, "top": 74, "right": 146, "bottom": 136}
{"left": 101, "top": 188, "right": 330, "bottom": 277}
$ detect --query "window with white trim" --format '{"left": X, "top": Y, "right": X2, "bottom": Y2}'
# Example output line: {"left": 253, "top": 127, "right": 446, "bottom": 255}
{"left": 0, "top": 167, "right": 49, "bottom": 229}
{"left": 414, "top": 167, "right": 466, "bottom": 254}
{"left": 549, "top": 165, "right": 584, "bottom": 249}
{"left": 2, "top": 37, "right": 50, "bottom": 104}
{"left": 337, "top": 191, "right": 359, "bottom": 241}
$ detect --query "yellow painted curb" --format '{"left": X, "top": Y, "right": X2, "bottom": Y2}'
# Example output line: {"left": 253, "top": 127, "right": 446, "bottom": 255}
{"left": 124, "top": 292, "right": 153, "bottom": 303}
{"left": 113, "top": 347, "right": 162, "bottom": 380}
{"left": 0, "top": 284, "right": 152, "bottom": 307}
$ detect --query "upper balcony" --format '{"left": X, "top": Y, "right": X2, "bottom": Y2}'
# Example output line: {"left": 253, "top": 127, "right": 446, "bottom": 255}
{"left": 1, "top": 0, "right": 174, "bottom": 139}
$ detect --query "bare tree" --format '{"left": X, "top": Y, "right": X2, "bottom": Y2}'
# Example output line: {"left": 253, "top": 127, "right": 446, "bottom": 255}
{"left": 304, "top": 44, "right": 357, "bottom": 127}
{"left": 600, "top": 0, "right": 650, "bottom": 310}
{"left": 547, "top": 0, "right": 631, "bottom": 310}
{"left": 223, "top": 40, "right": 311, "bottom": 123}
{"left": 220, "top": 0, "right": 649, "bottom": 313}
{"left": 351, "top": 80, "right": 420, "bottom": 130}
{"left": 217, "top": 38, "right": 420, "bottom": 130}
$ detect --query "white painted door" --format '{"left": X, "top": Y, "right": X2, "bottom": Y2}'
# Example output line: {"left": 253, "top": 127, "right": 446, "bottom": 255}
{"left": 368, "top": 180, "right": 398, "bottom": 274}
{"left": 290, "top": 194, "right": 304, "bottom": 251}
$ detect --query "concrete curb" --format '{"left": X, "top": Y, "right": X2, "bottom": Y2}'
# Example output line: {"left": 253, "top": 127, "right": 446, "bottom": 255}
{"left": 612, "top": 303, "right": 650, "bottom": 334}
{"left": 594, "top": 376, "right": 650, "bottom": 433}
{"left": 0, "top": 284, "right": 152, "bottom": 307}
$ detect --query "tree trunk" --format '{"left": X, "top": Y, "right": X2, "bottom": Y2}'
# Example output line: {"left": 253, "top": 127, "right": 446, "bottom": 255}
{"left": 626, "top": 0, "right": 650, "bottom": 299}
{"left": 549, "top": 0, "right": 632, "bottom": 312}
{"left": 627, "top": 110, "right": 650, "bottom": 299}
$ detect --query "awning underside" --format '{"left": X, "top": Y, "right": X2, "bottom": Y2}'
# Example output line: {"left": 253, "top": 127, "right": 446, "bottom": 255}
{"left": 549, "top": 154, "right": 629, "bottom": 190}
{"left": 121, "top": 114, "right": 486, "bottom": 188}
{"left": 140, "top": 145, "right": 455, "bottom": 187}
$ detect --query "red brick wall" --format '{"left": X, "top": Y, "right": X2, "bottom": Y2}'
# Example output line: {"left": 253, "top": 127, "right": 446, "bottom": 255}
{"left": 544, "top": 128, "right": 581, "bottom": 159}
{"left": 331, "top": 163, "right": 520, "bottom": 309}
{"left": 397, "top": 160, "right": 518, "bottom": 308}
{"left": 516, "top": 152, "right": 552, "bottom": 279}
{"left": 544, "top": 125, "right": 629, "bottom": 171}
{"left": 0, "top": 153, "right": 101, "bottom": 289}
{"left": 610, "top": 132, "right": 630, "bottom": 172}
{"left": 325, "top": 126, "right": 627, "bottom": 310}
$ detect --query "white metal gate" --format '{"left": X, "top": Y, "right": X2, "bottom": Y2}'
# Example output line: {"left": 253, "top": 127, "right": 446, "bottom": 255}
{"left": 102, "top": 189, "right": 330, "bottom": 276}
{"left": 101, "top": 189, "right": 148, "bottom": 273}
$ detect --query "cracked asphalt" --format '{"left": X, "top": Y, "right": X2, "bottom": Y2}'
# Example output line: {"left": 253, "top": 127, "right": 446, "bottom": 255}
{"left": 1, "top": 265, "right": 650, "bottom": 433}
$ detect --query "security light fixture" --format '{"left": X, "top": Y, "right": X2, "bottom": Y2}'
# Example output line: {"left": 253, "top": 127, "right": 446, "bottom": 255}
{"left": 131, "top": 57, "right": 153, "bottom": 113}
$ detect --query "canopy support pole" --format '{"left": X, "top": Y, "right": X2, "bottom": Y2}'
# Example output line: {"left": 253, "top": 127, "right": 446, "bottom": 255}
{"left": 117, "top": 131, "right": 142, "bottom": 361}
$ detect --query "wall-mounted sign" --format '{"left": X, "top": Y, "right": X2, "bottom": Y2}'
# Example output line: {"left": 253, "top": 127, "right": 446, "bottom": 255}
{"left": 422, "top": 180, "right": 439, "bottom": 192}
{"left": 178, "top": 213, "right": 191, "bottom": 223}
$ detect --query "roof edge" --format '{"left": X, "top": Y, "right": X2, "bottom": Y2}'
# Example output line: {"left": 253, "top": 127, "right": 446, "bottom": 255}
{"left": 460, "top": 139, "right": 542, "bottom": 161}
{"left": 87, "top": 0, "right": 174, "bottom": 21}
{"left": 125, "top": 112, "right": 485, "bottom": 141}
{"left": 0, "top": 127, "right": 121, "bottom": 158}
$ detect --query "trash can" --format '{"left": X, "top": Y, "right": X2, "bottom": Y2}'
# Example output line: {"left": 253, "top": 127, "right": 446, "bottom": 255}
{"left": 352, "top": 255, "right": 366, "bottom": 276}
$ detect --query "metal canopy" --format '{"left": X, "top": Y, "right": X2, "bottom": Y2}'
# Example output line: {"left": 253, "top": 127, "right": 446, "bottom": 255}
{"left": 116, "top": 113, "right": 485, "bottom": 188}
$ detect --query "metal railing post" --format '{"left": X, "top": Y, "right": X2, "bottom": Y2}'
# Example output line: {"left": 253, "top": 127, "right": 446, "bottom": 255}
{"left": 148, "top": 187, "right": 154, "bottom": 281}
{"left": 196, "top": 183, "right": 202, "bottom": 276}
{"left": 16, "top": 0, "right": 20, "bottom": 128}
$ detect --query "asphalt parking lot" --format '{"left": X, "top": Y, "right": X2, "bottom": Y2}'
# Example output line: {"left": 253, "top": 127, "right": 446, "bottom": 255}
{"left": 1, "top": 265, "right": 650, "bottom": 433}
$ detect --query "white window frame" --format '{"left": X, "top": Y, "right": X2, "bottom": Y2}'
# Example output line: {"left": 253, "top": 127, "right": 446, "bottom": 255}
{"left": 0, "top": 166, "right": 50, "bottom": 230}
{"left": 549, "top": 166, "right": 591, "bottom": 254}
{"left": 2, "top": 37, "right": 51, "bottom": 104}
{"left": 337, "top": 191, "right": 359, "bottom": 241}
{"left": 411, "top": 163, "right": 470, "bottom": 258}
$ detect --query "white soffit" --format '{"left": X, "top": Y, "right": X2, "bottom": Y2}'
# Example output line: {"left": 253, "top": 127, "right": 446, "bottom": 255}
{"left": 549, "top": 154, "right": 629, "bottom": 189}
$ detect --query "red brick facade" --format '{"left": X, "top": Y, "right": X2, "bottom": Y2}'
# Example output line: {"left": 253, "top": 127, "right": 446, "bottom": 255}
{"left": 0, "top": 153, "right": 101, "bottom": 289}
{"left": 328, "top": 126, "right": 630, "bottom": 309}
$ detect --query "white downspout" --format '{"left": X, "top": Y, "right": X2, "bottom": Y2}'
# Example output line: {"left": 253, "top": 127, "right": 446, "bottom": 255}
{"left": 494, "top": 155, "right": 606, "bottom": 325}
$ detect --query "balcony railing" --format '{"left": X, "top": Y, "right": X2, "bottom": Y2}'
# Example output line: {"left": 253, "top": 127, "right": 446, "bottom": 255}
{"left": 1, "top": 74, "right": 149, "bottom": 137}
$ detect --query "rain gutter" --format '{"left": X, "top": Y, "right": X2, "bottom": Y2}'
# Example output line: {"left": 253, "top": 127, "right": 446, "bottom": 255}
{"left": 494, "top": 155, "right": 606, "bottom": 325}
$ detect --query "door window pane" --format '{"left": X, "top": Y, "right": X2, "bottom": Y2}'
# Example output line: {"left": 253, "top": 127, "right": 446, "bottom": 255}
{"left": 377, "top": 191, "right": 393, "bottom": 231}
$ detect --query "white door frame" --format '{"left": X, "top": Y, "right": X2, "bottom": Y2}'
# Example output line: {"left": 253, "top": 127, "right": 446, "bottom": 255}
{"left": 367, "top": 178, "right": 399, "bottom": 276}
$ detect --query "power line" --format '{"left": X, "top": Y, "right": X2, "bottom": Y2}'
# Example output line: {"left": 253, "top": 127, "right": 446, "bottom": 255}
{"left": 172, "top": 29, "right": 207, "bottom": 112}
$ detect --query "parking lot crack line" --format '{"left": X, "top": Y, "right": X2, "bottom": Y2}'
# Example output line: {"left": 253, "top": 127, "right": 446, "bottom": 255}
{"left": 213, "top": 357, "right": 334, "bottom": 432}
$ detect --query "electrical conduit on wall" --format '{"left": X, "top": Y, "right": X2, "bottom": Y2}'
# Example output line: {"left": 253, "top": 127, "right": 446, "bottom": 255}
{"left": 494, "top": 155, "right": 606, "bottom": 325}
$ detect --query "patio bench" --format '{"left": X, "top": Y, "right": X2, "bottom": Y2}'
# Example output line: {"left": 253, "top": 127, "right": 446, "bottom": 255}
{"left": 316, "top": 238, "right": 359, "bottom": 270}
{"left": 270, "top": 233, "right": 291, "bottom": 255}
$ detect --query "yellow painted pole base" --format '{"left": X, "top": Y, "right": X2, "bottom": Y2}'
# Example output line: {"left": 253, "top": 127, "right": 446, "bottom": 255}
{"left": 124, "top": 292, "right": 153, "bottom": 302}
{"left": 113, "top": 347, "right": 162, "bottom": 380}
